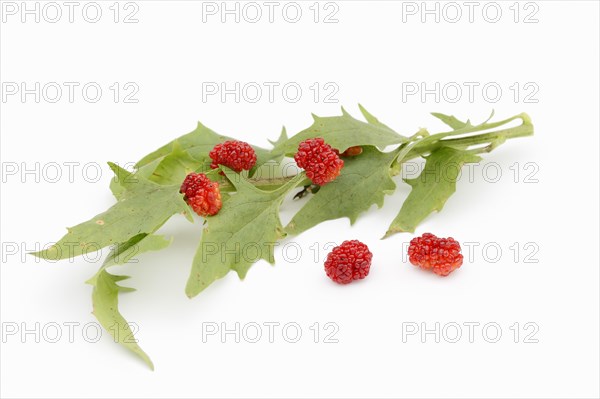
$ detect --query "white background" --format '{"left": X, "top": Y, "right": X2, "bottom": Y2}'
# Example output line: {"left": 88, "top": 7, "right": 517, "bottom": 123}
{"left": 1, "top": 1, "right": 599, "bottom": 398}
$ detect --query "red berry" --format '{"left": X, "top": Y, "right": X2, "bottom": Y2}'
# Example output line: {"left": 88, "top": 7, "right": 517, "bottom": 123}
{"left": 294, "top": 138, "right": 344, "bottom": 186}
{"left": 180, "top": 173, "right": 222, "bottom": 217}
{"left": 324, "top": 240, "right": 373, "bottom": 284}
{"left": 408, "top": 233, "right": 463, "bottom": 276}
{"left": 336, "top": 146, "right": 363, "bottom": 157}
{"left": 209, "top": 140, "right": 257, "bottom": 172}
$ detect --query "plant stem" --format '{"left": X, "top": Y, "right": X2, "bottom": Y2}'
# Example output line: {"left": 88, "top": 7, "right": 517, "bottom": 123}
{"left": 403, "top": 112, "right": 533, "bottom": 161}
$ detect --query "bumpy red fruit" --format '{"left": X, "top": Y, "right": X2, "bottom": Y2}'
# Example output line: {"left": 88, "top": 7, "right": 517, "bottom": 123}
{"left": 294, "top": 138, "right": 344, "bottom": 186}
{"left": 209, "top": 140, "right": 257, "bottom": 172}
{"left": 324, "top": 240, "right": 373, "bottom": 284}
{"left": 180, "top": 173, "right": 222, "bottom": 217}
{"left": 335, "top": 146, "right": 363, "bottom": 157}
{"left": 408, "top": 233, "right": 463, "bottom": 276}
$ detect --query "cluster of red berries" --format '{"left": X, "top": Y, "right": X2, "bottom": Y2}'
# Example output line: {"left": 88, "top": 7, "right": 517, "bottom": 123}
{"left": 181, "top": 140, "right": 258, "bottom": 217}
{"left": 323, "top": 233, "right": 463, "bottom": 285}
{"left": 181, "top": 139, "right": 464, "bottom": 282}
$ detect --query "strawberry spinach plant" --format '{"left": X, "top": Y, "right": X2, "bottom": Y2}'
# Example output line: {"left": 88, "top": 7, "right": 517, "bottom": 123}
{"left": 33, "top": 106, "right": 533, "bottom": 369}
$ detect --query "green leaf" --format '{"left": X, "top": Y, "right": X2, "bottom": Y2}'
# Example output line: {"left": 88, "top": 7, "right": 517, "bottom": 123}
{"left": 285, "top": 146, "right": 399, "bottom": 236}
{"left": 274, "top": 107, "right": 406, "bottom": 155}
{"left": 109, "top": 159, "right": 161, "bottom": 200}
{"left": 185, "top": 169, "right": 305, "bottom": 298}
{"left": 431, "top": 112, "right": 472, "bottom": 130}
{"left": 268, "top": 126, "right": 289, "bottom": 147}
{"left": 32, "top": 164, "right": 189, "bottom": 261}
{"left": 384, "top": 147, "right": 482, "bottom": 237}
{"left": 135, "top": 122, "right": 273, "bottom": 171}
{"left": 89, "top": 271, "right": 154, "bottom": 369}
{"left": 358, "top": 104, "right": 397, "bottom": 132}
{"left": 103, "top": 233, "right": 172, "bottom": 267}
{"left": 85, "top": 233, "right": 170, "bottom": 370}
{"left": 136, "top": 122, "right": 229, "bottom": 168}
{"left": 146, "top": 143, "right": 202, "bottom": 186}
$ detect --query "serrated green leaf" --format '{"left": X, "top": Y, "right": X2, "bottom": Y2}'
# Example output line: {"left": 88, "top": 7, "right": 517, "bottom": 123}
{"left": 268, "top": 127, "right": 289, "bottom": 147}
{"left": 109, "top": 159, "right": 162, "bottom": 200}
{"left": 135, "top": 122, "right": 273, "bottom": 171}
{"left": 384, "top": 147, "right": 482, "bottom": 237}
{"left": 136, "top": 122, "right": 228, "bottom": 168}
{"left": 358, "top": 104, "right": 397, "bottom": 132}
{"left": 85, "top": 233, "right": 170, "bottom": 370}
{"left": 103, "top": 233, "right": 172, "bottom": 267}
{"left": 185, "top": 169, "right": 305, "bottom": 298}
{"left": 89, "top": 270, "right": 154, "bottom": 369}
{"left": 431, "top": 112, "right": 472, "bottom": 130}
{"left": 275, "top": 108, "right": 406, "bottom": 155}
{"left": 146, "top": 143, "right": 202, "bottom": 186}
{"left": 285, "top": 146, "right": 399, "bottom": 236}
{"left": 32, "top": 164, "right": 189, "bottom": 261}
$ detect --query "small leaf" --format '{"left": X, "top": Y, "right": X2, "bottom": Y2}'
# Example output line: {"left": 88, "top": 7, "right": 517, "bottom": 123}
{"left": 103, "top": 233, "right": 172, "bottom": 267}
{"left": 275, "top": 107, "right": 406, "bottom": 155}
{"left": 358, "top": 104, "right": 396, "bottom": 132}
{"left": 147, "top": 143, "right": 201, "bottom": 186}
{"left": 85, "top": 233, "right": 171, "bottom": 370}
{"left": 384, "top": 147, "right": 481, "bottom": 237}
{"left": 286, "top": 146, "right": 399, "bottom": 236}
{"left": 431, "top": 112, "right": 472, "bottom": 130}
{"left": 185, "top": 169, "right": 304, "bottom": 298}
{"left": 88, "top": 270, "right": 154, "bottom": 369}
{"left": 135, "top": 122, "right": 273, "bottom": 171}
{"left": 267, "top": 126, "right": 289, "bottom": 147}
{"left": 32, "top": 164, "right": 188, "bottom": 260}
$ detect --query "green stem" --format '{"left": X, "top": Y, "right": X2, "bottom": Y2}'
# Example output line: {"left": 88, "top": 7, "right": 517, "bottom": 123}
{"left": 403, "top": 112, "right": 533, "bottom": 161}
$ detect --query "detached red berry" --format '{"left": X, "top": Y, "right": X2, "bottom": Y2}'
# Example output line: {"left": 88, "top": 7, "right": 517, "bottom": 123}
{"left": 324, "top": 240, "right": 372, "bottom": 284}
{"left": 408, "top": 233, "right": 463, "bottom": 276}
{"left": 294, "top": 138, "right": 344, "bottom": 186}
{"left": 180, "top": 173, "right": 222, "bottom": 217}
{"left": 209, "top": 140, "right": 257, "bottom": 172}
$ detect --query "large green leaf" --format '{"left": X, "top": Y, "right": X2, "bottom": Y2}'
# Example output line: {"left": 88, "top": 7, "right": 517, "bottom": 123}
{"left": 185, "top": 169, "right": 305, "bottom": 298}
{"left": 285, "top": 146, "right": 399, "bottom": 236}
{"left": 33, "top": 164, "right": 190, "bottom": 260}
{"left": 135, "top": 122, "right": 274, "bottom": 171}
{"left": 146, "top": 143, "right": 202, "bottom": 186}
{"left": 384, "top": 147, "right": 481, "bottom": 237}
{"left": 274, "top": 107, "right": 406, "bottom": 155}
{"left": 86, "top": 233, "right": 171, "bottom": 370}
